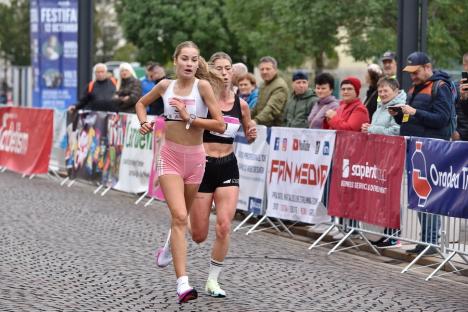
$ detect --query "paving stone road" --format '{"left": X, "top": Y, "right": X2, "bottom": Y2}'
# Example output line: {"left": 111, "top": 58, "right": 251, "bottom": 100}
{"left": 1, "top": 171, "right": 468, "bottom": 312}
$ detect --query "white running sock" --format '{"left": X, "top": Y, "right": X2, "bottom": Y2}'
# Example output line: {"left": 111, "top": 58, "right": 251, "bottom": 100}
{"left": 164, "top": 228, "right": 172, "bottom": 249}
{"left": 208, "top": 258, "right": 224, "bottom": 282}
{"left": 177, "top": 275, "right": 191, "bottom": 295}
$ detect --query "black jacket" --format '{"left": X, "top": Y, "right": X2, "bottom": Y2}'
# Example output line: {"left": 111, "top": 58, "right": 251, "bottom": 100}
{"left": 117, "top": 77, "right": 142, "bottom": 113}
{"left": 456, "top": 97, "right": 468, "bottom": 140}
{"left": 364, "top": 85, "right": 378, "bottom": 120}
{"left": 394, "top": 70, "right": 452, "bottom": 140}
{"left": 76, "top": 78, "right": 117, "bottom": 112}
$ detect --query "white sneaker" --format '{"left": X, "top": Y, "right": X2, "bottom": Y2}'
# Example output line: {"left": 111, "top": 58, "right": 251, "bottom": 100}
{"left": 328, "top": 227, "right": 340, "bottom": 236}
{"left": 332, "top": 232, "right": 345, "bottom": 240}
{"left": 205, "top": 279, "right": 226, "bottom": 298}
{"left": 310, "top": 224, "right": 331, "bottom": 233}
{"left": 155, "top": 229, "right": 172, "bottom": 268}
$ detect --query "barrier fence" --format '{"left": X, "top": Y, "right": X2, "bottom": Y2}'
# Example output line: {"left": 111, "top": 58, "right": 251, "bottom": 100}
{"left": 1, "top": 107, "right": 467, "bottom": 282}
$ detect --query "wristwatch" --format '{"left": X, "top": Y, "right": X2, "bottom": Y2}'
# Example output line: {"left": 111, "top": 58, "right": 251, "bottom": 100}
{"left": 185, "top": 114, "right": 197, "bottom": 130}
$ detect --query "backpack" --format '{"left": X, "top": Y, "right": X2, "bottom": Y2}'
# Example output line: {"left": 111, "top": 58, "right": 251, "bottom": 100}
{"left": 431, "top": 80, "right": 458, "bottom": 136}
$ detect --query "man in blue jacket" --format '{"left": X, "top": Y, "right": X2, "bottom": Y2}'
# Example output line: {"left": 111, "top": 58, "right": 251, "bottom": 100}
{"left": 390, "top": 52, "right": 453, "bottom": 256}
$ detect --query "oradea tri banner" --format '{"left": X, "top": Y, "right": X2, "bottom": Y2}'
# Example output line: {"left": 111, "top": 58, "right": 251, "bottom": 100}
{"left": 113, "top": 114, "right": 155, "bottom": 193}
{"left": 0, "top": 107, "right": 53, "bottom": 174}
{"left": 30, "top": 0, "right": 78, "bottom": 109}
{"left": 265, "top": 127, "right": 335, "bottom": 224}
{"left": 235, "top": 125, "right": 269, "bottom": 215}
{"left": 65, "top": 111, "right": 108, "bottom": 181}
{"left": 407, "top": 137, "right": 468, "bottom": 217}
{"left": 148, "top": 117, "right": 166, "bottom": 201}
{"left": 328, "top": 132, "right": 405, "bottom": 228}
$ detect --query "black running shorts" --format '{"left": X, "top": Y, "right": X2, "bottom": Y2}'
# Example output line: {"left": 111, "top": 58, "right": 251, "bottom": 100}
{"left": 198, "top": 152, "right": 239, "bottom": 193}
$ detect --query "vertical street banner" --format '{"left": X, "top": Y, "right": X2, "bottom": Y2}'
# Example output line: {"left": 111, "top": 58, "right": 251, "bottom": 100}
{"left": 407, "top": 138, "right": 468, "bottom": 217}
{"left": 147, "top": 117, "right": 166, "bottom": 201}
{"left": 49, "top": 108, "right": 68, "bottom": 171}
{"left": 113, "top": 114, "right": 155, "bottom": 193}
{"left": 328, "top": 132, "right": 405, "bottom": 228}
{"left": 101, "top": 113, "right": 125, "bottom": 188}
{"left": 0, "top": 107, "right": 53, "bottom": 174}
{"left": 30, "top": 0, "right": 78, "bottom": 108}
{"left": 235, "top": 125, "right": 269, "bottom": 215}
{"left": 65, "top": 111, "right": 108, "bottom": 181}
{"left": 266, "top": 128, "right": 335, "bottom": 224}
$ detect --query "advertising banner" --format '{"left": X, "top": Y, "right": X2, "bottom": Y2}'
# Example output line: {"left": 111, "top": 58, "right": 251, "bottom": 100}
{"left": 147, "top": 117, "right": 166, "bottom": 201}
{"left": 0, "top": 107, "right": 53, "bottom": 174}
{"left": 30, "top": 0, "right": 78, "bottom": 109}
{"left": 49, "top": 108, "right": 68, "bottom": 171}
{"left": 407, "top": 137, "right": 468, "bottom": 218}
{"left": 113, "top": 114, "right": 155, "bottom": 193}
{"left": 65, "top": 111, "right": 108, "bottom": 181}
{"left": 265, "top": 128, "right": 335, "bottom": 224}
{"left": 328, "top": 132, "right": 405, "bottom": 228}
{"left": 101, "top": 113, "right": 124, "bottom": 188}
{"left": 235, "top": 125, "right": 269, "bottom": 215}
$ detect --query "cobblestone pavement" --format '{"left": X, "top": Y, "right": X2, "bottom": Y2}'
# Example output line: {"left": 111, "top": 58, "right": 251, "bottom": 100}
{"left": 1, "top": 171, "right": 468, "bottom": 312}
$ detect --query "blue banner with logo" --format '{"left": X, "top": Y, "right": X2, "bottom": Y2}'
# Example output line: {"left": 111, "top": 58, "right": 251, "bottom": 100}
{"left": 407, "top": 137, "right": 468, "bottom": 218}
{"left": 30, "top": 0, "right": 78, "bottom": 109}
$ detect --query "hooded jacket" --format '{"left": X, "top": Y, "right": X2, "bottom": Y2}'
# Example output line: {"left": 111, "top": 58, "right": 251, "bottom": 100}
{"left": 283, "top": 88, "right": 318, "bottom": 128}
{"left": 368, "top": 90, "right": 406, "bottom": 135}
{"left": 394, "top": 70, "right": 452, "bottom": 140}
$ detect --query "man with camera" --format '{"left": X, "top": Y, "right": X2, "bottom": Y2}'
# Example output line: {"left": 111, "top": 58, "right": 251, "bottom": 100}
{"left": 453, "top": 52, "right": 468, "bottom": 141}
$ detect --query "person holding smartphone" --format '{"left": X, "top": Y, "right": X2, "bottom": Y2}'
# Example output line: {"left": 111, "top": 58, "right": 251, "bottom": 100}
{"left": 453, "top": 52, "right": 468, "bottom": 141}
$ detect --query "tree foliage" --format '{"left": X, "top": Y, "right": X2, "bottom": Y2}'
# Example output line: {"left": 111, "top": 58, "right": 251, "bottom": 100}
{"left": 0, "top": 0, "right": 30, "bottom": 66}
{"left": 116, "top": 0, "right": 243, "bottom": 66}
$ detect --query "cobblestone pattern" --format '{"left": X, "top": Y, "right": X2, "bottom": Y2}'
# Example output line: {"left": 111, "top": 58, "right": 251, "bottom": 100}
{"left": 1, "top": 171, "right": 467, "bottom": 311}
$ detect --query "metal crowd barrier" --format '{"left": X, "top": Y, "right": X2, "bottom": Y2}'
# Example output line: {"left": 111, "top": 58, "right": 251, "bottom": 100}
{"left": 309, "top": 172, "right": 468, "bottom": 281}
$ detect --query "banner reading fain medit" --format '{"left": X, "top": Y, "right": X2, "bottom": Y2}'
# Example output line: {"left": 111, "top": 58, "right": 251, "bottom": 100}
{"left": 407, "top": 137, "right": 468, "bottom": 218}
{"left": 265, "top": 128, "right": 335, "bottom": 224}
{"left": 0, "top": 107, "right": 53, "bottom": 174}
{"left": 328, "top": 131, "right": 405, "bottom": 228}
{"left": 235, "top": 125, "right": 269, "bottom": 215}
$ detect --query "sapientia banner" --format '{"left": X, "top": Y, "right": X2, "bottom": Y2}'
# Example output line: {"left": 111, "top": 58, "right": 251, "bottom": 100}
{"left": 407, "top": 137, "right": 468, "bottom": 217}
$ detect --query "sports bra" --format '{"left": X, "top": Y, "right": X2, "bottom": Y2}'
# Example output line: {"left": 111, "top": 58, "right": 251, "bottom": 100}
{"left": 162, "top": 79, "right": 208, "bottom": 121}
{"left": 203, "top": 95, "right": 243, "bottom": 144}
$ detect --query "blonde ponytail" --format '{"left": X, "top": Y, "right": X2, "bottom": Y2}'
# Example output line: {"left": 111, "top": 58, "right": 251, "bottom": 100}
{"left": 195, "top": 56, "right": 224, "bottom": 98}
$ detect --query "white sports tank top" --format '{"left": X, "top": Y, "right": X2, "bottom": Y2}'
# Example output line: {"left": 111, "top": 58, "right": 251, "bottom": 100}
{"left": 162, "top": 79, "right": 208, "bottom": 121}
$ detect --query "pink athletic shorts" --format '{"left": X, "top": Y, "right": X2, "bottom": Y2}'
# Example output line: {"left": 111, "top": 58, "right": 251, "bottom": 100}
{"left": 157, "top": 139, "right": 206, "bottom": 184}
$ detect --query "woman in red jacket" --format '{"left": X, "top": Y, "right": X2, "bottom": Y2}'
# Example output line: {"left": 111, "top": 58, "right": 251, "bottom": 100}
{"left": 324, "top": 76, "right": 369, "bottom": 131}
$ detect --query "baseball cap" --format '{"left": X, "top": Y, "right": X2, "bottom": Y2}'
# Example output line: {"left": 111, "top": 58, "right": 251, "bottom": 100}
{"left": 381, "top": 51, "right": 396, "bottom": 62}
{"left": 403, "top": 51, "right": 431, "bottom": 73}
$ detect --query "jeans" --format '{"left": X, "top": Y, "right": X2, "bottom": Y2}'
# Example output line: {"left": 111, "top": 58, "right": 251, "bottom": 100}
{"left": 417, "top": 212, "right": 441, "bottom": 245}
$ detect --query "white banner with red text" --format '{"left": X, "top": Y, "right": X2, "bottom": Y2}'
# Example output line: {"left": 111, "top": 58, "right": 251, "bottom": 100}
{"left": 265, "top": 128, "right": 335, "bottom": 224}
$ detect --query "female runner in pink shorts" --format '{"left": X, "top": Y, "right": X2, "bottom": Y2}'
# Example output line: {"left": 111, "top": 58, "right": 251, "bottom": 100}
{"left": 135, "top": 41, "right": 225, "bottom": 304}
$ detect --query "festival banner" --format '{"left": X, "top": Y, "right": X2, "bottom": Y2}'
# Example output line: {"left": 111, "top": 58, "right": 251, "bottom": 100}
{"left": 328, "top": 132, "right": 405, "bottom": 228}
{"left": 0, "top": 107, "right": 53, "bottom": 174}
{"left": 65, "top": 111, "right": 108, "bottom": 181}
{"left": 265, "top": 128, "right": 335, "bottom": 224}
{"left": 235, "top": 125, "right": 269, "bottom": 215}
{"left": 147, "top": 117, "right": 166, "bottom": 201}
{"left": 113, "top": 114, "right": 155, "bottom": 193}
{"left": 407, "top": 137, "right": 468, "bottom": 217}
{"left": 30, "top": 0, "right": 78, "bottom": 109}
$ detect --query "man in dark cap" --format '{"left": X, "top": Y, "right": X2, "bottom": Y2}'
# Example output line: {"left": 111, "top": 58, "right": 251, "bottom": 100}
{"left": 283, "top": 71, "right": 318, "bottom": 128}
{"left": 381, "top": 51, "right": 398, "bottom": 79}
{"left": 390, "top": 51, "right": 454, "bottom": 256}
